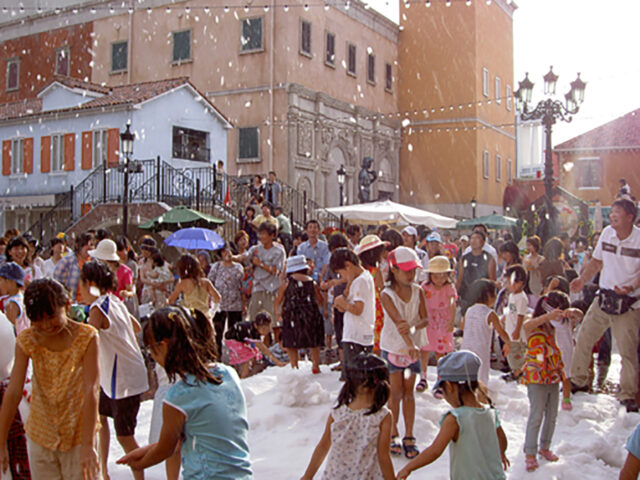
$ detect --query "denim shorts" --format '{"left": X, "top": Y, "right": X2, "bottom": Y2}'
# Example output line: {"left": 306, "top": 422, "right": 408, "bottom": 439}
{"left": 381, "top": 350, "right": 421, "bottom": 375}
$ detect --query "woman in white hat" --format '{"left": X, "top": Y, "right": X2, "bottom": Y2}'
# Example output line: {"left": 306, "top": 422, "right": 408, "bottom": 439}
{"left": 89, "top": 239, "right": 137, "bottom": 313}
{"left": 355, "top": 234, "right": 389, "bottom": 354}
{"left": 274, "top": 254, "right": 325, "bottom": 373}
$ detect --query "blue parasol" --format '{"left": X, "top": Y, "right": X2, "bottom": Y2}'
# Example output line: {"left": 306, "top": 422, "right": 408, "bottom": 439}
{"left": 164, "top": 227, "right": 225, "bottom": 251}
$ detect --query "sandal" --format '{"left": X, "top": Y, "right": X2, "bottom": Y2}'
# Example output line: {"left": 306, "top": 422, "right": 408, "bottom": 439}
{"left": 561, "top": 398, "right": 572, "bottom": 411}
{"left": 525, "top": 456, "right": 539, "bottom": 472}
{"left": 390, "top": 435, "right": 402, "bottom": 456}
{"left": 416, "top": 378, "right": 428, "bottom": 392}
{"left": 330, "top": 363, "right": 342, "bottom": 371}
{"left": 538, "top": 449, "right": 559, "bottom": 462}
{"left": 402, "top": 437, "right": 420, "bottom": 459}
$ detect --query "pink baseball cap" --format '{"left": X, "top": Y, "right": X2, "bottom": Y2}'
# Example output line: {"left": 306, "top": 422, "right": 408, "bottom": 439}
{"left": 388, "top": 246, "right": 422, "bottom": 272}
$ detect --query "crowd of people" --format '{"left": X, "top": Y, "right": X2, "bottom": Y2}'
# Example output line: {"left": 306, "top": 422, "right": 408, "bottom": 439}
{"left": 0, "top": 194, "right": 636, "bottom": 479}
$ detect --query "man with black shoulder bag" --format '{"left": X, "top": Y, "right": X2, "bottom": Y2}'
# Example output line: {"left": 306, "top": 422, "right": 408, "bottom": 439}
{"left": 570, "top": 198, "right": 640, "bottom": 412}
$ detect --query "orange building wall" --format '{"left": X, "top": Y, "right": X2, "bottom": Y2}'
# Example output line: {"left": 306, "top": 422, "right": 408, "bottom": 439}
{"left": 0, "top": 23, "right": 93, "bottom": 104}
{"left": 558, "top": 150, "right": 640, "bottom": 204}
{"left": 397, "top": 0, "right": 515, "bottom": 215}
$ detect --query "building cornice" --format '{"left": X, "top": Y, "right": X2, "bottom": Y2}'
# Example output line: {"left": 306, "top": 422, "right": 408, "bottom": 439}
{"left": 555, "top": 145, "right": 640, "bottom": 154}
{"left": 410, "top": 116, "right": 515, "bottom": 140}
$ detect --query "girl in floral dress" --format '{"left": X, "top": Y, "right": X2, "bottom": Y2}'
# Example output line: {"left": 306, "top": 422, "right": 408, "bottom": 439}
{"left": 418, "top": 255, "right": 458, "bottom": 391}
{"left": 520, "top": 291, "right": 568, "bottom": 472}
{"left": 356, "top": 235, "right": 388, "bottom": 354}
{"left": 301, "top": 352, "right": 394, "bottom": 480}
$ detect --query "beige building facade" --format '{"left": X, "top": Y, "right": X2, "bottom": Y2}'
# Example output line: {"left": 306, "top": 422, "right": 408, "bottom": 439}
{"left": 88, "top": 0, "right": 401, "bottom": 207}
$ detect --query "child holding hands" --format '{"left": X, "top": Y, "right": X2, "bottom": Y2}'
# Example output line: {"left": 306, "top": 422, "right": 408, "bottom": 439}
{"left": 379, "top": 247, "right": 428, "bottom": 459}
{"left": 301, "top": 352, "right": 394, "bottom": 480}
{"left": 397, "top": 350, "right": 508, "bottom": 480}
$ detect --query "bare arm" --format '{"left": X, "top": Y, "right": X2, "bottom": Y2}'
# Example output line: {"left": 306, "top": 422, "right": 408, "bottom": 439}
{"left": 497, "top": 426, "right": 510, "bottom": 470}
{"left": 377, "top": 413, "right": 395, "bottom": 480}
{"left": 620, "top": 452, "right": 640, "bottom": 480}
{"left": 380, "top": 292, "right": 417, "bottom": 357}
{"left": 117, "top": 403, "right": 185, "bottom": 470}
{"left": 396, "top": 413, "right": 459, "bottom": 479}
{"left": 522, "top": 310, "right": 563, "bottom": 337}
{"left": 488, "top": 257, "right": 497, "bottom": 281}
{"left": 456, "top": 261, "right": 464, "bottom": 292}
{"left": 202, "top": 278, "right": 221, "bottom": 304}
{"left": 4, "top": 302, "right": 18, "bottom": 325}
{"left": 80, "top": 336, "right": 100, "bottom": 479}
{"left": 489, "top": 311, "right": 511, "bottom": 344}
{"left": 0, "top": 344, "right": 29, "bottom": 473}
{"left": 167, "top": 279, "right": 184, "bottom": 305}
{"left": 571, "top": 257, "right": 603, "bottom": 292}
{"left": 88, "top": 306, "right": 109, "bottom": 330}
{"left": 301, "top": 415, "right": 334, "bottom": 480}
{"left": 273, "top": 281, "right": 288, "bottom": 321}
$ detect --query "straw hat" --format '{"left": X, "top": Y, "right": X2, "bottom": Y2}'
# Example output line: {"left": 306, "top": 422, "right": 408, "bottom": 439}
{"left": 355, "top": 234, "right": 389, "bottom": 256}
{"left": 426, "top": 255, "right": 453, "bottom": 273}
{"left": 88, "top": 239, "right": 120, "bottom": 262}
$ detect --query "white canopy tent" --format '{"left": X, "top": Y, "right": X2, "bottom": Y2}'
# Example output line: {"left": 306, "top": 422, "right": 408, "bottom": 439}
{"left": 322, "top": 200, "right": 457, "bottom": 229}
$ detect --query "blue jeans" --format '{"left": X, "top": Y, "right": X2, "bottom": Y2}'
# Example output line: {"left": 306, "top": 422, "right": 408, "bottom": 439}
{"left": 524, "top": 383, "right": 559, "bottom": 455}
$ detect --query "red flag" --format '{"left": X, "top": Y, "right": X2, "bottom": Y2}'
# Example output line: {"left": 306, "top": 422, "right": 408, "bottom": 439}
{"left": 224, "top": 185, "right": 231, "bottom": 206}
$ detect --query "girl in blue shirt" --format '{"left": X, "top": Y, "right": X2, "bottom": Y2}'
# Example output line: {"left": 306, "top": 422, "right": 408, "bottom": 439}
{"left": 117, "top": 306, "right": 253, "bottom": 480}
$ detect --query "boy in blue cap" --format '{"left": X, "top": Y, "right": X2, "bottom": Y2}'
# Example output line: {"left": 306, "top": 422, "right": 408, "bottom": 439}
{"left": 0, "top": 262, "right": 28, "bottom": 335}
{"left": 397, "top": 350, "right": 509, "bottom": 480}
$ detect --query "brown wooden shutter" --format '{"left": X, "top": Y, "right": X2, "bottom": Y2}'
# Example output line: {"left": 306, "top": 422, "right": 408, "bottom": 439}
{"left": 64, "top": 133, "right": 75, "bottom": 171}
{"left": 81, "top": 131, "right": 93, "bottom": 170}
{"left": 2, "top": 141, "right": 10, "bottom": 176}
{"left": 23, "top": 137, "right": 33, "bottom": 174}
{"left": 41, "top": 136, "right": 51, "bottom": 173}
{"left": 107, "top": 128, "right": 119, "bottom": 168}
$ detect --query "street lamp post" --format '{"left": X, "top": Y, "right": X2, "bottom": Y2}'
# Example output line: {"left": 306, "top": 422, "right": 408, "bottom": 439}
{"left": 471, "top": 197, "right": 477, "bottom": 219}
{"left": 337, "top": 164, "right": 346, "bottom": 231}
{"left": 119, "top": 122, "right": 134, "bottom": 238}
{"left": 515, "top": 67, "right": 586, "bottom": 242}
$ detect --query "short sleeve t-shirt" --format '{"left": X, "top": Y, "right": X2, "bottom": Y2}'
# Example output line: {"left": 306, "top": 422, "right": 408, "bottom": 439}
{"left": 626, "top": 424, "right": 640, "bottom": 460}
{"left": 116, "top": 264, "right": 133, "bottom": 300}
{"left": 505, "top": 291, "right": 529, "bottom": 341}
{"left": 342, "top": 270, "right": 375, "bottom": 347}
{"left": 164, "top": 364, "right": 253, "bottom": 480}
{"left": 593, "top": 225, "right": 640, "bottom": 307}
{"left": 247, "top": 244, "right": 285, "bottom": 293}
{"left": 208, "top": 262, "right": 244, "bottom": 311}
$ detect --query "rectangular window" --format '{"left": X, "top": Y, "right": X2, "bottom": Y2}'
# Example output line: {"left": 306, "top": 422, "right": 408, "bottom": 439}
{"left": 172, "top": 30, "right": 191, "bottom": 62}
{"left": 238, "top": 127, "right": 259, "bottom": 160}
{"left": 482, "top": 67, "right": 489, "bottom": 97}
{"left": 579, "top": 158, "right": 601, "bottom": 188}
{"left": 10, "top": 139, "right": 23, "bottom": 175}
{"left": 325, "top": 31, "right": 335, "bottom": 66}
{"left": 51, "top": 134, "right": 65, "bottom": 172}
{"left": 300, "top": 20, "right": 311, "bottom": 57}
{"left": 92, "top": 129, "right": 109, "bottom": 168}
{"left": 6, "top": 59, "right": 19, "bottom": 91}
{"left": 495, "top": 77, "right": 501, "bottom": 104}
{"left": 172, "top": 126, "right": 210, "bottom": 162}
{"left": 367, "top": 53, "right": 375, "bottom": 84}
{"left": 241, "top": 17, "right": 263, "bottom": 52}
{"left": 55, "top": 47, "right": 70, "bottom": 76}
{"left": 483, "top": 150, "right": 489, "bottom": 179}
{"left": 385, "top": 63, "right": 393, "bottom": 92}
{"left": 111, "top": 41, "right": 128, "bottom": 72}
{"left": 506, "top": 85, "right": 512, "bottom": 111}
{"left": 507, "top": 158, "right": 512, "bottom": 184}
{"left": 347, "top": 43, "right": 356, "bottom": 76}
{"left": 496, "top": 154, "right": 502, "bottom": 182}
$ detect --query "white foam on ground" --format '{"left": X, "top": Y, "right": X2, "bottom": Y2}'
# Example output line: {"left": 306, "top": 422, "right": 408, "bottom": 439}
{"left": 109, "top": 356, "right": 637, "bottom": 479}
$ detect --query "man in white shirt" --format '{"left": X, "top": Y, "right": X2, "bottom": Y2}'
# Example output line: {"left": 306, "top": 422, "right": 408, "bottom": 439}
{"left": 570, "top": 198, "right": 640, "bottom": 412}
{"left": 461, "top": 224, "right": 498, "bottom": 262}
{"left": 41, "top": 238, "right": 65, "bottom": 278}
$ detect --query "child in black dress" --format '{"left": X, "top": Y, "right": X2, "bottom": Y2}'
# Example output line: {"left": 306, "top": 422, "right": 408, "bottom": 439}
{"left": 274, "top": 255, "right": 325, "bottom": 373}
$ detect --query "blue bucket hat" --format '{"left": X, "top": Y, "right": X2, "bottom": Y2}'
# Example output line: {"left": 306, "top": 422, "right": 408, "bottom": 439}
{"left": 433, "top": 350, "right": 481, "bottom": 391}
{"left": 285, "top": 254, "right": 308, "bottom": 274}
{"left": 0, "top": 262, "right": 25, "bottom": 287}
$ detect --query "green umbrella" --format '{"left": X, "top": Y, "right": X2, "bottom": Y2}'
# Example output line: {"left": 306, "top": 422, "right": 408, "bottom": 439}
{"left": 139, "top": 206, "right": 225, "bottom": 231}
{"left": 456, "top": 213, "right": 517, "bottom": 230}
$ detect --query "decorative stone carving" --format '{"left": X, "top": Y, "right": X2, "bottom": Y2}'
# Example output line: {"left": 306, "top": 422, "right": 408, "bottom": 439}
{"left": 297, "top": 121, "right": 313, "bottom": 157}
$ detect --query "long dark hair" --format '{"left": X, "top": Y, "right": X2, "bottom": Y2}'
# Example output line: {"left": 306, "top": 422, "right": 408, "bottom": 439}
{"left": 359, "top": 245, "right": 385, "bottom": 269}
{"left": 143, "top": 306, "right": 221, "bottom": 385}
{"left": 176, "top": 254, "right": 204, "bottom": 281}
{"left": 80, "top": 261, "right": 116, "bottom": 294}
{"left": 336, "top": 353, "right": 390, "bottom": 415}
{"left": 499, "top": 241, "right": 521, "bottom": 265}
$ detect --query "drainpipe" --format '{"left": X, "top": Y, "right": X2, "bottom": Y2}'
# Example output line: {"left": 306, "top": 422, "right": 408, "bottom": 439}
{"left": 269, "top": 0, "right": 274, "bottom": 173}
{"left": 127, "top": 0, "right": 133, "bottom": 84}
